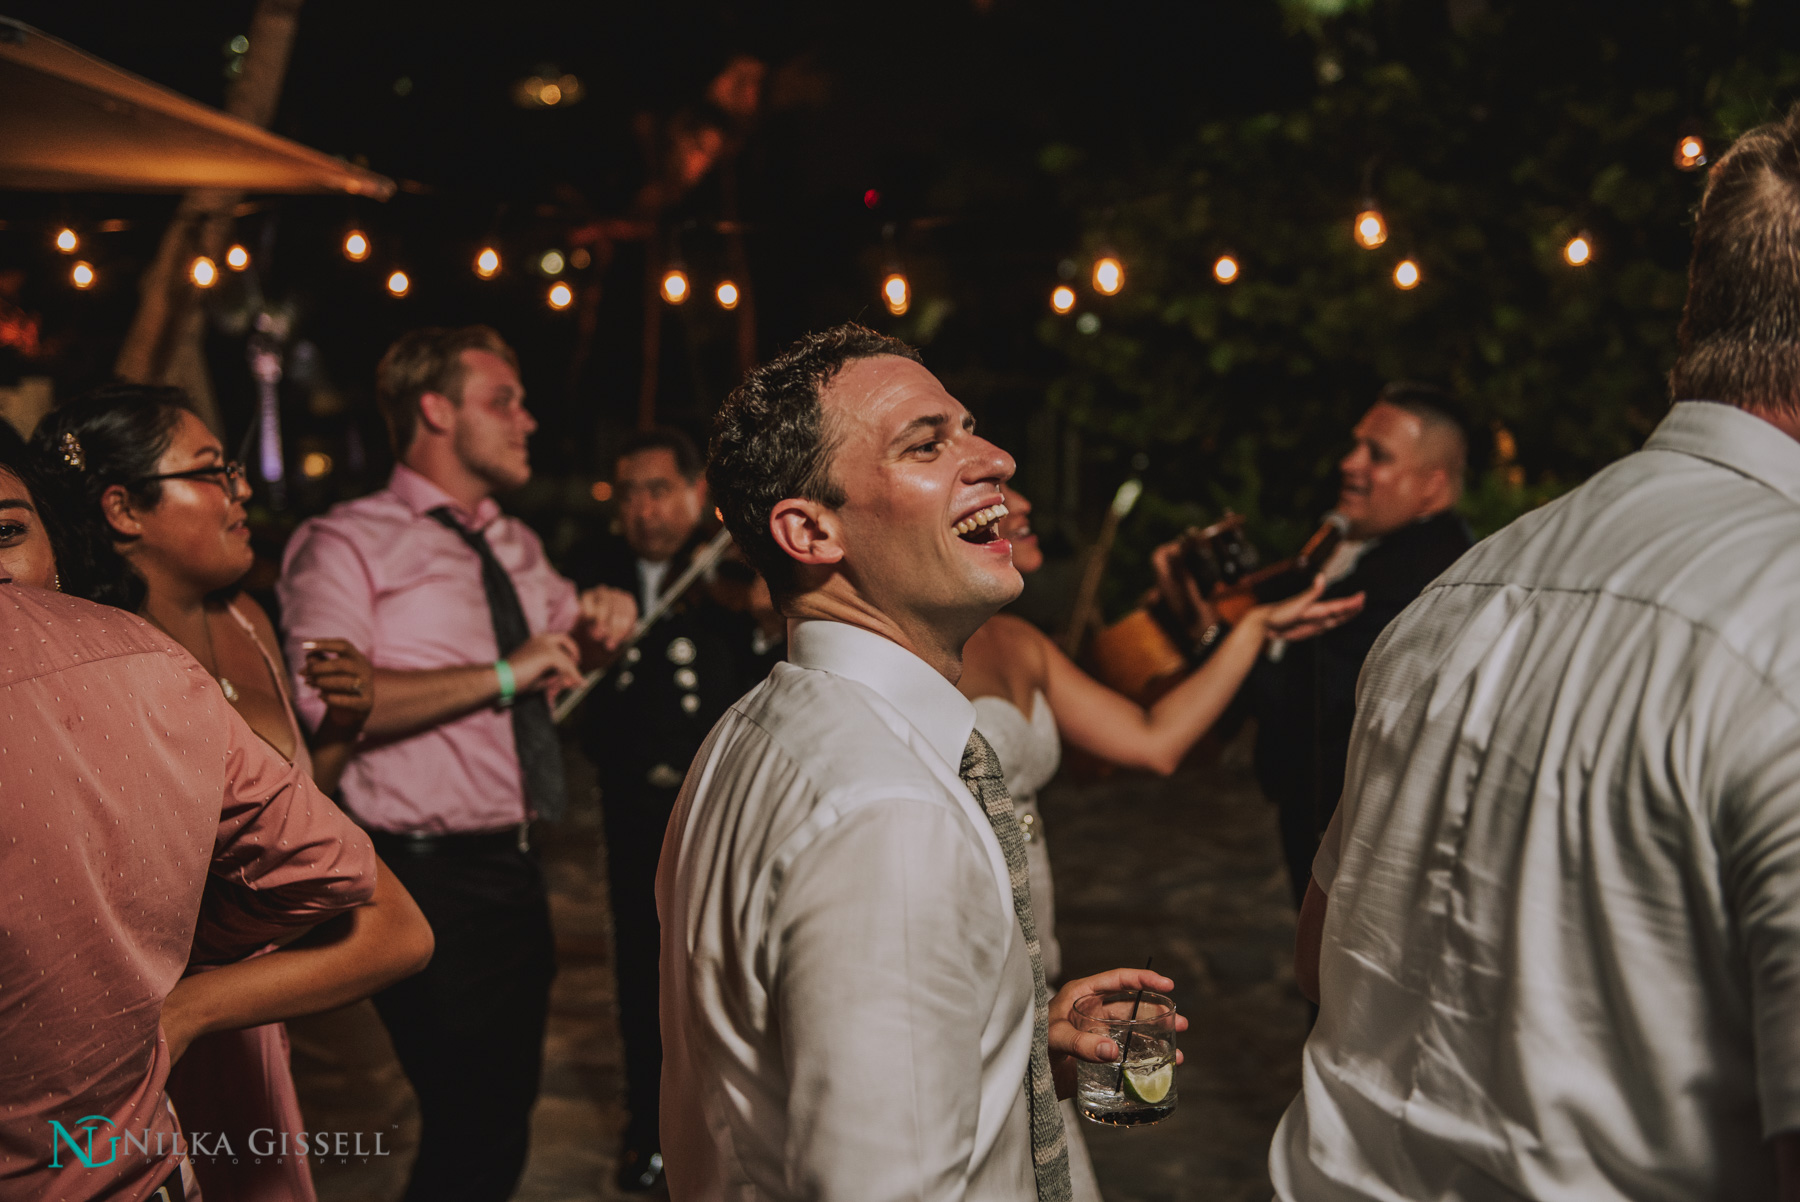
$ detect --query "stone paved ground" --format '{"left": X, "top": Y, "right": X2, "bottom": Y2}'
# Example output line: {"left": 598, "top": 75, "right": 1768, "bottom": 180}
{"left": 507, "top": 727, "right": 1307, "bottom": 1201}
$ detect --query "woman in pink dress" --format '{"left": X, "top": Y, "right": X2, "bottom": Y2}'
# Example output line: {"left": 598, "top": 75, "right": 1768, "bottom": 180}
{"left": 38, "top": 387, "right": 383, "bottom": 1202}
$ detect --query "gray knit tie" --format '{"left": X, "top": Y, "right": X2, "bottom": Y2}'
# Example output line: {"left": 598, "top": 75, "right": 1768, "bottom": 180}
{"left": 961, "top": 729, "right": 1072, "bottom": 1202}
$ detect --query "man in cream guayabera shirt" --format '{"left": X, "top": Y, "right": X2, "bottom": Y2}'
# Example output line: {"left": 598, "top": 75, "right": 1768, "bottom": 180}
{"left": 1274, "top": 107, "right": 1800, "bottom": 1201}
{"left": 658, "top": 324, "right": 1181, "bottom": 1201}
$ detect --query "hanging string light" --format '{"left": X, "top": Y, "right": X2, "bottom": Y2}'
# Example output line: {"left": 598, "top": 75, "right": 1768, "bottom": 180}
{"left": 1674, "top": 133, "right": 1707, "bottom": 171}
{"left": 548, "top": 282, "right": 574, "bottom": 310}
{"left": 715, "top": 280, "right": 741, "bottom": 310}
{"left": 475, "top": 247, "right": 501, "bottom": 278}
{"left": 539, "top": 249, "right": 566, "bottom": 276}
{"left": 1213, "top": 254, "right": 1240, "bottom": 283}
{"left": 70, "top": 261, "right": 96, "bottom": 289}
{"left": 1093, "top": 255, "right": 1124, "bottom": 296}
{"left": 386, "top": 269, "right": 409, "bottom": 296}
{"left": 225, "top": 244, "right": 250, "bottom": 271}
{"left": 883, "top": 272, "right": 910, "bottom": 316}
{"left": 1563, "top": 233, "right": 1593, "bottom": 266}
{"left": 54, "top": 228, "right": 78, "bottom": 254}
{"left": 1050, "top": 285, "right": 1076, "bottom": 314}
{"left": 189, "top": 256, "right": 218, "bottom": 288}
{"left": 343, "top": 230, "right": 371, "bottom": 262}
{"left": 1393, "top": 259, "right": 1421, "bottom": 290}
{"left": 661, "top": 267, "right": 690, "bottom": 304}
{"left": 1353, "top": 205, "right": 1388, "bottom": 249}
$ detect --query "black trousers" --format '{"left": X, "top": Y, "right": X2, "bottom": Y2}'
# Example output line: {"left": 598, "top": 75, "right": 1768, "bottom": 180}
{"left": 371, "top": 837, "right": 556, "bottom": 1202}
{"left": 601, "top": 783, "right": 678, "bottom": 1151}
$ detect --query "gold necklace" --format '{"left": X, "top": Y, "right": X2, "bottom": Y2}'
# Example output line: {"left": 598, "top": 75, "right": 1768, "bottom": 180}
{"left": 199, "top": 607, "right": 240, "bottom": 704}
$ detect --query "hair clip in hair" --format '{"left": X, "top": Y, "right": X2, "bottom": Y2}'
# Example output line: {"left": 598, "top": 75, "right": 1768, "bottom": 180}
{"left": 58, "top": 431, "right": 85, "bottom": 471}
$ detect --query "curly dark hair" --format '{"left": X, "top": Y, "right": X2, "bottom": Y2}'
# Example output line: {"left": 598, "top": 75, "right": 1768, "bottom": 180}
{"left": 32, "top": 384, "right": 193, "bottom": 612}
{"left": 707, "top": 324, "right": 920, "bottom": 604}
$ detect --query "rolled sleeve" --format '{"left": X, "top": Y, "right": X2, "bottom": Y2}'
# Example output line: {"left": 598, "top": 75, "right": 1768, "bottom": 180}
{"left": 771, "top": 798, "right": 1006, "bottom": 1202}
{"left": 192, "top": 697, "right": 377, "bottom": 963}
{"left": 277, "top": 523, "right": 377, "bottom": 732}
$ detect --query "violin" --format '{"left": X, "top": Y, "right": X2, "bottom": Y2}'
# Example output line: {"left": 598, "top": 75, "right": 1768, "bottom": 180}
{"left": 1083, "top": 512, "right": 1349, "bottom": 704}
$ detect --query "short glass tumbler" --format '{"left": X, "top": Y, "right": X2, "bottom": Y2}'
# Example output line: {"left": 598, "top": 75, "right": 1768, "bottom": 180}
{"left": 1072, "top": 990, "right": 1178, "bottom": 1126}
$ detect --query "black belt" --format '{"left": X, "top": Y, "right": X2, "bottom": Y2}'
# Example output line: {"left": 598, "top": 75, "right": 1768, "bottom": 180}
{"left": 368, "top": 822, "right": 532, "bottom": 857}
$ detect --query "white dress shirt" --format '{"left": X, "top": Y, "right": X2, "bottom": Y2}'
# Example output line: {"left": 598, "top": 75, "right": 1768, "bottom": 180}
{"left": 658, "top": 618, "right": 1037, "bottom": 1201}
{"left": 1271, "top": 401, "right": 1800, "bottom": 1200}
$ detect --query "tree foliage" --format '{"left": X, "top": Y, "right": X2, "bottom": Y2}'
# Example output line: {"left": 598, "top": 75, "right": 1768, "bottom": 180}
{"left": 1043, "top": 0, "right": 1800, "bottom": 565}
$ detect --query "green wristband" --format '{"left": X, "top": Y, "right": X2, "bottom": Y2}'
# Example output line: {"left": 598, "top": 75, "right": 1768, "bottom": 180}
{"left": 495, "top": 659, "right": 517, "bottom": 706}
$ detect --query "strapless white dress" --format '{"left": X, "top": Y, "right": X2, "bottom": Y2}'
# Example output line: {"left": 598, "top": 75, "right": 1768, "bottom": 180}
{"left": 971, "top": 690, "right": 1103, "bottom": 1202}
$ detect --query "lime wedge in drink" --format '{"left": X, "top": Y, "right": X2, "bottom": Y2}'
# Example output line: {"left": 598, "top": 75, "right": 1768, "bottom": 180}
{"left": 1122, "top": 1062, "right": 1173, "bottom": 1105}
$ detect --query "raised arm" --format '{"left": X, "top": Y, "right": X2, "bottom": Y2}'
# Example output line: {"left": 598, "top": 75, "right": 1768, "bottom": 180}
{"left": 1042, "top": 580, "right": 1364, "bottom": 776}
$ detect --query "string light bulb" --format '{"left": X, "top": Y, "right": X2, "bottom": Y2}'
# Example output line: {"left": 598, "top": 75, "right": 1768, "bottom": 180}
{"left": 189, "top": 256, "right": 218, "bottom": 288}
{"left": 883, "top": 272, "right": 910, "bottom": 316}
{"left": 1394, "top": 259, "right": 1421, "bottom": 290}
{"left": 1051, "top": 285, "right": 1076, "bottom": 314}
{"left": 1213, "top": 254, "right": 1240, "bottom": 283}
{"left": 1354, "top": 207, "right": 1388, "bottom": 249}
{"left": 539, "top": 249, "right": 565, "bottom": 276}
{"left": 70, "top": 261, "right": 96, "bottom": 289}
{"left": 475, "top": 247, "right": 501, "bottom": 278}
{"left": 661, "top": 268, "right": 690, "bottom": 304}
{"left": 1093, "top": 255, "right": 1124, "bottom": 296}
{"left": 1674, "top": 134, "right": 1707, "bottom": 171}
{"left": 548, "top": 282, "right": 574, "bottom": 310}
{"left": 225, "top": 244, "right": 250, "bottom": 271}
{"left": 343, "top": 230, "right": 370, "bottom": 261}
{"left": 54, "top": 228, "right": 78, "bottom": 254}
{"left": 386, "top": 270, "right": 409, "bottom": 296}
{"left": 716, "top": 280, "right": 741, "bottom": 310}
{"left": 1563, "top": 234, "right": 1592, "bottom": 266}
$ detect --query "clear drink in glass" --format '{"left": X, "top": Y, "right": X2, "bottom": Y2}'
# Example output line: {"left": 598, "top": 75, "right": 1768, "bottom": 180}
{"left": 1072, "top": 990, "right": 1178, "bottom": 1126}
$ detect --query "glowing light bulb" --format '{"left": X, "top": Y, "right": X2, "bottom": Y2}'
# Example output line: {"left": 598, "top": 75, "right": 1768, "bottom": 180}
{"left": 189, "top": 256, "right": 218, "bottom": 288}
{"left": 54, "top": 227, "right": 78, "bottom": 253}
{"left": 1354, "top": 209, "right": 1388, "bottom": 249}
{"left": 1674, "top": 134, "right": 1707, "bottom": 171}
{"left": 475, "top": 247, "right": 501, "bottom": 278}
{"left": 548, "top": 282, "right": 574, "bottom": 309}
{"left": 1213, "top": 255, "right": 1240, "bottom": 283}
{"left": 591, "top": 481, "right": 614, "bottom": 502}
{"left": 1394, "top": 259, "right": 1421, "bottom": 290}
{"left": 883, "top": 272, "right": 910, "bottom": 316}
{"left": 1093, "top": 256, "right": 1123, "bottom": 296}
{"left": 300, "top": 452, "right": 333, "bottom": 478}
{"left": 343, "top": 230, "right": 370, "bottom": 261}
{"left": 539, "top": 82, "right": 562, "bottom": 106}
{"left": 661, "top": 269, "right": 690, "bottom": 304}
{"left": 70, "top": 261, "right": 96, "bottom": 289}
{"left": 386, "top": 270, "right": 409, "bottom": 296}
{"left": 225, "top": 244, "right": 250, "bottom": 270}
{"left": 716, "top": 280, "right": 741, "bottom": 310}
{"left": 539, "top": 250, "right": 565, "bottom": 276}
{"left": 1564, "top": 235, "right": 1592, "bottom": 266}
{"left": 1051, "top": 285, "right": 1076, "bottom": 313}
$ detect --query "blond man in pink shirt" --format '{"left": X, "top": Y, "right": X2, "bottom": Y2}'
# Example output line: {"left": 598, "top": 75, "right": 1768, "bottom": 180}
{"left": 278, "top": 326, "right": 635, "bottom": 1202}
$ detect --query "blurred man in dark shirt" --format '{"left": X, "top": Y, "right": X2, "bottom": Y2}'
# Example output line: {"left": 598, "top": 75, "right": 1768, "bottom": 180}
{"left": 566, "top": 427, "right": 780, "bottom": 1191}
{"left": 1253, "top": 384, "right": 1474, "bottom": 906}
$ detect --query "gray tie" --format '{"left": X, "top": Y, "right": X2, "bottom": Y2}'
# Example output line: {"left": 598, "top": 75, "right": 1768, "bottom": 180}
{"left": 960, "top": 729, "right": 1072, "bottom": 1202}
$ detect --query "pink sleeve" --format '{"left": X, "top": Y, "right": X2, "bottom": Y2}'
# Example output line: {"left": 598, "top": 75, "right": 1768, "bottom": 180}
{"left": 191, "top": 693, "right": 378, "bottom": 964}
{"left": 277, "top": 523, "right": 377, "bottom": 733}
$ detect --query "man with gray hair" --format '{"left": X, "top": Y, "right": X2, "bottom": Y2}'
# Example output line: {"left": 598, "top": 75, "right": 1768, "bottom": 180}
{"left": 1273, "top": 108, "right": 1800, "bottom": 1199}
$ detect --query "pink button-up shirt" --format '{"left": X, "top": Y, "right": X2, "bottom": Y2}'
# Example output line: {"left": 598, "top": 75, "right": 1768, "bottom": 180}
{"left": 0, "top": 586, "right": 376, "bottom": 1202}
{"left": 276, "top": 465, "right": 579, "bottom": 834}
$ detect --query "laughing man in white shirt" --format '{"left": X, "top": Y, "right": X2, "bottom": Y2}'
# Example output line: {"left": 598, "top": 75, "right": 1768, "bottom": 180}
{"left": 1274, "top": 108, "right": 1800, "bottom": 1200}
{"left": 657, "top": 324, "right": 1180, "bottom": 1202}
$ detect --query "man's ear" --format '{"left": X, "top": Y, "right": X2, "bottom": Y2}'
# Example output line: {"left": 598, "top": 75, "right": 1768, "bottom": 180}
{"left": 99, "top": 483, "right": 144, "bottom": 540}
{"left": 768, "top": 498, "right": 843, "bottom": 567}
{"left": 417, "top": 391, "right": 458, "bottom": 437}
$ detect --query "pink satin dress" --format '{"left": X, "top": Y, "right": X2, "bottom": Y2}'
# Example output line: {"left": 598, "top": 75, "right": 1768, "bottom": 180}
{"left": 164, "top": 601, "right": 319, "bottom": 1202}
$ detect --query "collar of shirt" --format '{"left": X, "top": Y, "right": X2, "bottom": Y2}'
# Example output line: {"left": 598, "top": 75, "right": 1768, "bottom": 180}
{"left": 1652, "top": 400, "right": 1800, "bottom": 505}
{"left": 637, "top": 558, "right": 672, "bottom": 616}
{"left": 787, "top": 618, "right": 976, "bottom": 771}
{"left": 388, "top": 462, "right": 504, "bottom": 532}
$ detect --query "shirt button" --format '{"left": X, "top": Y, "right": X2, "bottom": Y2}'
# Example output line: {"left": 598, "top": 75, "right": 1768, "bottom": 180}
{"left": 680, "top": 693, "right": 701, "bottom": 714}
{"left": 674, "top": 668, "right": 698, "bottom": 690}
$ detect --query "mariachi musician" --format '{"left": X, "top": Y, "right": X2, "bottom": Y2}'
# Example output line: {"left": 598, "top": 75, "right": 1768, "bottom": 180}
{"left": 563, "top": 427, "right": 782, "bottom": 1193}
{"left": 1233, "top": 383, "right": 1474, "bottom": 909}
